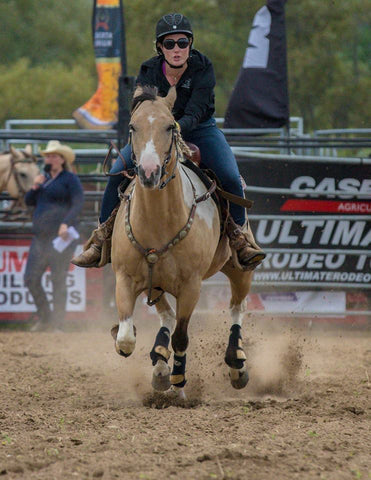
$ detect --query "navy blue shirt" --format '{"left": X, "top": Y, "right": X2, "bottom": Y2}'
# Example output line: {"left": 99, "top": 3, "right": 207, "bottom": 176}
{"left": 25, "top": 170, "right": 84, "bottom": 238}
{"left": 136, "top": 50, "right": 216, "bottom": 135}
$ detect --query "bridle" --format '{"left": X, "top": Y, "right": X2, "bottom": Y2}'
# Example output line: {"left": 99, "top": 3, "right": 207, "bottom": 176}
{"left": 4, "top": 149, "right": 38, "bottom": 197}
{"left": 103, "top": 101, "right": 181, "bottom": 190}
{"left": 102, "top": 127, "right": 180, "bottom": 189}
{"left": 128, "top": 121, "right": 181, "bottom": 190}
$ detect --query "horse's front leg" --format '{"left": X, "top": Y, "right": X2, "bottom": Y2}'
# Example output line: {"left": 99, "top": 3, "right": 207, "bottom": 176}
{"left": 150, "top": 295, "right": 176, "bottom": 391}
{"left": 225, "top": 302, "right": 249, "bottom": 389}
{"left": 111, "top": 273, "right": 138, "bottom": 357}
{"left": 222, "top": 266, "right": 253, "bottom": 389}
{"left": 170, "top": 281, "right": 201, "bottom": 399}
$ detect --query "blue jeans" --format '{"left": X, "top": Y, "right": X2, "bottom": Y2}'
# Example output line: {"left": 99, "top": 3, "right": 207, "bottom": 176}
{"left": 100, "top": 118, "right": 245, "bottom": 225}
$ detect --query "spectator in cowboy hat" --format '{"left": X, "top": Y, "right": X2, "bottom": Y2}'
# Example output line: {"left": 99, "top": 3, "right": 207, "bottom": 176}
{"left": 24, "top": 140, "right": 84, "bottom": 331}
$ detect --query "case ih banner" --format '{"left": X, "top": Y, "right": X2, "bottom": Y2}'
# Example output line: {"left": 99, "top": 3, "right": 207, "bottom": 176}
{"left": 237, "top": 157, "right": 371, "bottom": 288}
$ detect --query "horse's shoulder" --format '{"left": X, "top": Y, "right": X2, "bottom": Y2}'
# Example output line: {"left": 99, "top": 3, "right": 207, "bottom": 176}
{"left": 180, "top": 164, "right": 206, "bottom": 191}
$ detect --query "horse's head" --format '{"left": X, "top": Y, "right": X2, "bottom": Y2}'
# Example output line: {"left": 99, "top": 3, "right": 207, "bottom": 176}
{"left": 129, "top": 85, "right": 178, "bottom": 189}
{"left": 5, "top": 145, "right": 39, "bottom": 198}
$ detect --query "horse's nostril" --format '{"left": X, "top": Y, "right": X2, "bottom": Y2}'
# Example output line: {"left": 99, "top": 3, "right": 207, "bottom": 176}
{"left": 138, "top": 165, "right": 161, "bottom": 186}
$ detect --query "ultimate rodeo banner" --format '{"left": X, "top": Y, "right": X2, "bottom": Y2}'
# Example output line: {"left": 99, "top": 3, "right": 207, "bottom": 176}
{"left": 237, "top": 157, "right": 371, "bottom": 289}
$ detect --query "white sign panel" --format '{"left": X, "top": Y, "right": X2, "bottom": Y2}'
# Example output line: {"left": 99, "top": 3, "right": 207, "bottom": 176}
{"left": 0, "top": 244, "right": 86, "bottom": 313}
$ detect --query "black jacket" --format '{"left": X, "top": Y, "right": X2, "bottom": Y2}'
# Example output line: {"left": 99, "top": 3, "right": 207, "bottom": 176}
{"left": 136, "top": 49, "right": 215, "bottom": 135}
{"left": 25, "top": 170, "right": 84, "bottom": 238}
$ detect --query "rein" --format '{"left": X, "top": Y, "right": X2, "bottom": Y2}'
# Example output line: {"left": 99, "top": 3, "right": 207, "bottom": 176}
{"left": 102, "top": 142, "right": 135, "bottom": 180}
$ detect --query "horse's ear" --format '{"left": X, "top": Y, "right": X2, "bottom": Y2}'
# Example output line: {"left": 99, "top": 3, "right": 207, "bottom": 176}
{"left": 163, "top": 86, "right": 177, "bottom": 111}
{"left": 24, "top": 144, "right": 33, "bottom": 155}
{"left": 133, "top": 86, "right": 143, "bottom": 98}
{"left": 9, "top": 146, "right": 21, "bottom": 159}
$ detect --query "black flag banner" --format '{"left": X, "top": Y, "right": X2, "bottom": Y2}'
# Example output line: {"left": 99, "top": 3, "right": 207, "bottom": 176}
{"left": 224, "top": 0, "right": 289, "bottom": 129}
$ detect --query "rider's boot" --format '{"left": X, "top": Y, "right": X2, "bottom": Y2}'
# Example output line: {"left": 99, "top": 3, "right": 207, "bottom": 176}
{"left": 71, "top": 205, "right": 119, "bottom": 268}
{"left": 226, "top": 216, "right": 266, "bottom": 271}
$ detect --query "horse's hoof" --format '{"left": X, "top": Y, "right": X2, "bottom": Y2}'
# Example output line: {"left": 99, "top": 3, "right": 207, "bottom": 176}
{"left": 169, "top": 385, "right": 187, "bottom": 401}
{"left": 117, "top": 348, "right": 132, "bottom": 358}
{"left": 114, "top": 341, "right": 134, "bottom": 357}
{"left": 152, "top": 373, "right": 171, "bottom": 392}
{"left": 230, "top": 368, "right": 249, "bottom": 389}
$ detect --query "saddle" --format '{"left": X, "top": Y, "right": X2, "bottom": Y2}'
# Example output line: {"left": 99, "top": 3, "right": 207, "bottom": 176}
{"left": 185, "top": 142, "right": 201, "bottom": 166}
{"left": 183, "top": 142, "right": 253, "bottom": 235}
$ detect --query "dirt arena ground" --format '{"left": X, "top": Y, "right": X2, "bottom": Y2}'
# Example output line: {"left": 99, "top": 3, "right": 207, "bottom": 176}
{"left": 0, "top": 313, "right": 370, "bottom": 480}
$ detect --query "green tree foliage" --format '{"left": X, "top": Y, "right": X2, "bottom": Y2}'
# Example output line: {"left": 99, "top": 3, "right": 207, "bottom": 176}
{"left": 0, "top": 0, "right": 369, "bottom": 130}
{"left": 0, "top": 59, "right": 96, "bottom": 121}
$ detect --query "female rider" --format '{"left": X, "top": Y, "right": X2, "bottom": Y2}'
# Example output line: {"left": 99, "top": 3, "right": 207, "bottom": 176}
{"left": 72, "top": 13, "right": 265, "bottom": 270}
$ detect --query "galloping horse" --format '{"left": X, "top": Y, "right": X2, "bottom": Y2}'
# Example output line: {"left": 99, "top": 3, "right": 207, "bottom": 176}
{"left": 0, "top": 145, "right": 39, "bottom": 210}
{"left": 111, "top": 86, "right": 253, "bottom": 398}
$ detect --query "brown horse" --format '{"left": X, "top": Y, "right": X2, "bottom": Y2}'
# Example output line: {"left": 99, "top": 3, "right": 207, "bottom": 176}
{"left": 0, "top": 145, "right": 39, "bottom": 210}
{"left": 111, "top": 86, "right": 253, "bottom": 399}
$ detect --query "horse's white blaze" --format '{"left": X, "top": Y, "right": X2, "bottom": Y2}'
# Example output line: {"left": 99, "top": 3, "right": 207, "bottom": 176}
{"left": 180, "top": 166, "right": 217, "bottom": 230}
{"left": 117, "top": 317, "right": 136, "bottom": 354}
{"left": 160, "top": 308, "right": 176, "bottom": 334}
{"left": 148, "top": 115, "right": 156, "bottom": 124}
{"left": 139, "top": 139, "right": 161, "bottom": 178}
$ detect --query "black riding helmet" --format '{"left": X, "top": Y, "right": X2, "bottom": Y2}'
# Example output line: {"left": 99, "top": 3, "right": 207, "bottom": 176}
{"left": 156, "top": 13, "right": 193, "bottom": 42}
{"left": 156, "top": 14, "right": 193, "bottom": 68}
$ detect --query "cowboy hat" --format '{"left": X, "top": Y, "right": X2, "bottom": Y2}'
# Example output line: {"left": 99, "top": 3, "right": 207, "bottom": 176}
{"left": 40, "top": 140, "right": 75, "bottom": 166}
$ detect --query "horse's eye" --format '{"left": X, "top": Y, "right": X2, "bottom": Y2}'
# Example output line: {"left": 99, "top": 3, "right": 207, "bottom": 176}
{"left": 129, "top": 124, "right": 136, "bottom": 132}
{"left": 19, "top": 173, "right": 27, "bottom": 178}
{"left": 166, "top": 125, "right": 174, "bottom": 132}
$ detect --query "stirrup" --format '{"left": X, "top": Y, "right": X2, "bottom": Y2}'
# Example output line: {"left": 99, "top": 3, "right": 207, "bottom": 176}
{"left": 238, "top": 250, "right": 266, "bottom": 271}
{"left": 231, "top": 247, "right": 266, "bottom": 272}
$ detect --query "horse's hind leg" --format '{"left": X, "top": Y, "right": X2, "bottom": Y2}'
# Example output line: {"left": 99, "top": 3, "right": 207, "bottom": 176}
{"left": 111, "top": 273, "right": 137, "bottom": 357}
{"left": 150, "top": 295, "right": 176, "bottom": 392}
{"left": 222, "top": 262, "right": 253, "bottom": 389}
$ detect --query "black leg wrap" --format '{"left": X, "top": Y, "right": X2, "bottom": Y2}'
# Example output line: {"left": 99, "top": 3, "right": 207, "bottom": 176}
{"left": 150, "top": 327, "right": 171, "bottom": 366}
{"left": 171, "top": 354, "right": 187, "bottom": 388}
{"left": 225, "top": 324, "right": 246, "bottom": 370}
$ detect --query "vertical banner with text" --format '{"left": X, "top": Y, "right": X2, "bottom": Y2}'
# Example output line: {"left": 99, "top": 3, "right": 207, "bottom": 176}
{"left": 73, "top": 0, "right": 126, "bottom": 130}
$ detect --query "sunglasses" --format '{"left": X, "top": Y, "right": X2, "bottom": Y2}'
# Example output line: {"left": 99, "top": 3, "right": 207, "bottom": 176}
{"left": 162, "top": 38, "right": 190, "bottom": 50}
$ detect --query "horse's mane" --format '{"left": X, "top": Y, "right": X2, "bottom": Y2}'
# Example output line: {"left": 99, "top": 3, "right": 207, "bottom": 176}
{"left": 131, "top": 85, "right": 158, "bottom": 113}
